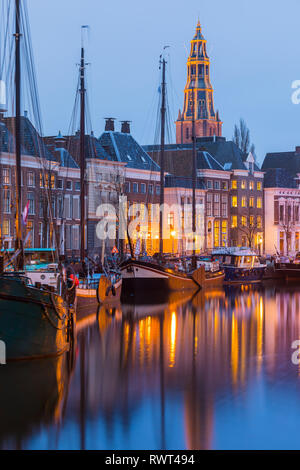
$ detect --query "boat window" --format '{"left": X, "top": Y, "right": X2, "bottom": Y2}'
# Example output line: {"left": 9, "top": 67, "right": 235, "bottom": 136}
{"left": 224, "top": 256, "right": 231, "bottom": 264}
{"left": 254, "top": 256, "right": 259, "bottom": 264}
{"left": 243, "top": 256, "right": 252, "bottom": 265}
{"left": 234, "top": 257, "right": 241, "bottom": 267}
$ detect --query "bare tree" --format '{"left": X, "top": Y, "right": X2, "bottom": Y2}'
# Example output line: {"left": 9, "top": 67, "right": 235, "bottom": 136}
{"left": 233, "top": 118, "right": 256, "bottom": 158}
{"left": 237, "top": 207, "right": 261, "bottom": 250}
{"left": 280, "top": 221, "right": 294, "bottom": 256}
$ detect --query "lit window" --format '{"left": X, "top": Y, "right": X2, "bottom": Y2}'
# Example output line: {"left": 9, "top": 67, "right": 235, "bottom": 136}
{"left": 242, "top": 197, "right": 247, "bottom": 207}
{"left": 231, "top": 196, "right": 238, "bottom": 207}
{"left": 249, "top": 215, "right": 254, "bottom": 227}
{"left": 249, "top": 181, "right": 254, "bottom": 190}
{"left": 221, "top": 221, "right": 227, "bottom": 247}
{"left": 257, "top": 197, "right": 262, "bottom": 208}
{"left": 257, "top": 216, "right": 262, "bottom": 228}
{"left": 214, "top": 220, "right": 220, "bottom": 247}
{"left": 2, "top": 168, "right": 10, "bottom": 185}
{"left": 221, "top": 181, "right": 228, "bottom": 190}
{"left": 241, "top": 180, "right": 246, "bottom": 189}
{"left": 241, "top": 216, "right": 247, "bottom": 226}
{"left": 257, "top": 181, "right": 262, "bottom": 191}
{"left": 231, "top": 216, "right": 237, "bottom": 228}
{"left": 2, "top": 219, "right": 10, "bottom": 236}
{"left": 231, "top": 180, "right": 237, "bottom": 189}
{"left": 249, "top": 197, "right": 254, "bottom": 207}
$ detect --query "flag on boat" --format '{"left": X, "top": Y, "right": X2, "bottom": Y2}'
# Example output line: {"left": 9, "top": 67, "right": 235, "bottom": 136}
{"left": 111, "top": 246, "right": 119, "bottom": 254}
{"left": 22, "top": 201, "right": 30, "bottom": 225}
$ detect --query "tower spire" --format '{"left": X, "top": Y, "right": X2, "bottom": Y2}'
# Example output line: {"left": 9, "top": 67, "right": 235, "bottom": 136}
{"left": 175, "top": 21, "right": 222, "bottom": 144}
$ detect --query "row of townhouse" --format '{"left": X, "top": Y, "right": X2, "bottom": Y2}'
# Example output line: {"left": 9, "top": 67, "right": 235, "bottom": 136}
{"left": 3, "top": 113, "right": 300, "bottom": 258}
{"left": 145, "top": 135, "right": 264, "bottom": 254}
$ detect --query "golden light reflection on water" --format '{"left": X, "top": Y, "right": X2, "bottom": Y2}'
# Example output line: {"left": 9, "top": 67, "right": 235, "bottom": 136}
{"left": 169, "top": 312, "right": 177, "bottom": 368}
{"left": 4, "top": 284, "right": 300, "bottom": 450}
{"left": 231, "top": 313, "right": 239, "bottom": 385}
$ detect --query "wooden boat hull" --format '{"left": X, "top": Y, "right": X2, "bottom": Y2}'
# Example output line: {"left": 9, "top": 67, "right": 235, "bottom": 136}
{"left": 76, "top": 277, "right": 122, "bottom": 319}
{"left": 120, "top": 259, "right": 201, "bottom": 299}
{"left": 204, "top": 270, "right": 225, "bottom": 286}
{"left": 0, "top": 275, "right": 71, "bottom": 361}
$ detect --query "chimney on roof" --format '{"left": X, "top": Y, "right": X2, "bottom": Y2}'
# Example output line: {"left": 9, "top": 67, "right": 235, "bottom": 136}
{"left": 296, "top": 146, "right": 300, "bottom": 155}
{"left": 104, "top": 118, "right": 115, "bottom": 132}
{"left": 121, "top": 120, "right": 131, "bottom": 134}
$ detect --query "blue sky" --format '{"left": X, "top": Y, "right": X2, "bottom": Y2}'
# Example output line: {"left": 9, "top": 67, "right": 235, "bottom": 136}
{"left": 27, "top": 0, "right": 300, "bottom": 165}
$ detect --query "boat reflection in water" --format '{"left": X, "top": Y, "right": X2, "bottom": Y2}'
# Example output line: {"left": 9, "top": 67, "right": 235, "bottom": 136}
{"left": 0, "top": 353, "right": 74, "bottom": 449}
{"left": 2, "top": 283, "right": 300, "bottom": 449}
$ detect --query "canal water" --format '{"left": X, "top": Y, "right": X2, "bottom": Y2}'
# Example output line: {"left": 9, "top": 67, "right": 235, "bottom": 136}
{"left": 1, "top": 283, "right": 300, "bottom": 450}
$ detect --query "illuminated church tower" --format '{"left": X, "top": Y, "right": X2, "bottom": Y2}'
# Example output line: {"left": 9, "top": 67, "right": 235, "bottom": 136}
{"left": 176, "top": 21, "right": 222, "bottom": 144}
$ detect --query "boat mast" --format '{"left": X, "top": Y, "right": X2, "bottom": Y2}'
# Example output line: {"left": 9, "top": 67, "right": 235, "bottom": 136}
{"left": 79, "top": 42, "right": 85, "bottom": 265}
{"left": 192, "top": 87, "right": 196, "bottom": 269}
{"left": 14, "top": 0, "right": 23, "bottom": 270}
{"left": 159, "top": 56, "right": 166, "bottom": 257}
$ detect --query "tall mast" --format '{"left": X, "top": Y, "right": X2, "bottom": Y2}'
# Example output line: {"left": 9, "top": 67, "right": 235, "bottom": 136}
{"left": 192, "top": 87, "right": 196, "bottom": 269}
{"left": 159, "top": 57, "right": 166, "bottom": 256}
{"left": 15, "top": 0, "right": 23, "bottom": 270}
{"left": 79, "top": 44, "right": 85, "bottom": 264}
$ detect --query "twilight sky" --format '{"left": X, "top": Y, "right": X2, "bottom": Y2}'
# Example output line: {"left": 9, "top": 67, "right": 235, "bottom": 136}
{"left": 27, "top": 0, "right": 300, "bottom": 165}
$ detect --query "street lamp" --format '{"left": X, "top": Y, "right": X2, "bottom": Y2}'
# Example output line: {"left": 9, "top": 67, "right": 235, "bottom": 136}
{"left": 170, "top": 229, "right": 176, "bottom": 254}
{"left": 258, "top": 236, "right": 263, "bottom": 256}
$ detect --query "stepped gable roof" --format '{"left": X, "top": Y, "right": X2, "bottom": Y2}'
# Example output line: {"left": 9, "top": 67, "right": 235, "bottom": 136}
{"left": 2, "top": 116, "right": 55, "bottom": 160}
{"left": 263, "top": 168, "right": 297, "bottom": 189}
{"left": 99, "top": 131, "right": 160, "bottom": 171}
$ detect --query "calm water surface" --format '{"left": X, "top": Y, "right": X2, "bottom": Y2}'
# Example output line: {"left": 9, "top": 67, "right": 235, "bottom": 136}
{"left": 1, "top": 283, "right": 300, "bottom": 450}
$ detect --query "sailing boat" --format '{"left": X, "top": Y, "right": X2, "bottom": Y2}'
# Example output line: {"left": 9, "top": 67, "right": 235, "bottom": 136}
{"left": 0, "top": 0, "right": 75, "bottom": 360}
{"left": 120, "top": 55, "right": 204, "bottom": 295}
{"left": 73, "top": 34, "right": 122, "bottom": 314}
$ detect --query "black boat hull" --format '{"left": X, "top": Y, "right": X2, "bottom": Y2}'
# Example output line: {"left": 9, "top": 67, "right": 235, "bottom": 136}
{"left": 0, "top": 275, "right": 72, "bottom": 361}
{"left": 120, "top": 259, "right": 202, "bottom": 299}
